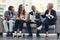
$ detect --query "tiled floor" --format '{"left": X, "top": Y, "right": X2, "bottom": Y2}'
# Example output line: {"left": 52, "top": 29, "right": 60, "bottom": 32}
{"left": 0, "top": 35, "right": 60, "bottom": 40}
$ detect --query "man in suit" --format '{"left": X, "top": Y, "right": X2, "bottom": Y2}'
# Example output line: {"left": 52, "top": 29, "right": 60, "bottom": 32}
{"left": 27, "top": 5, "right": 42, "bottom": 37}
{"left": 3, "top": 6, "right": 16, "bottom": 36}
{"left": 42, "top": 3, "right": 57, "bottom": 37}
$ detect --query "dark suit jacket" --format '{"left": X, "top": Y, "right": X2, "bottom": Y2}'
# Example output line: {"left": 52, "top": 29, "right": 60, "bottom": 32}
{"left": 28, "top": 11, "right": 42, "bottom": 22}
{"left": 42, "top": 9, "right": 57, "bottom": 25}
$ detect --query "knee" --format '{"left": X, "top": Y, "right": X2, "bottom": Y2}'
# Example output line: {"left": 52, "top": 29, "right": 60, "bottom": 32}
{"left": 3, "top": 20, "right": 7, "bottom": 24}
{"left": 9, "top": 20, "right": 14, "bottom": 23}
{"left": 15, "top": 20, "right": 19, "bottom": 24}
{"left": 44, "top": 20, "right": 48, "bottom": 25}
{"left": 26, "top": 21, "right": 30, "bottom": 24}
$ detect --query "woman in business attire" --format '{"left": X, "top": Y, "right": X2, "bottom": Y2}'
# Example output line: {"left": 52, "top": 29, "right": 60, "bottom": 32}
{"left": 13, "top": 4, "right": 27, "bottom": 37}
{"left": 42, "top": 3, "right": 57, "bottom": 37}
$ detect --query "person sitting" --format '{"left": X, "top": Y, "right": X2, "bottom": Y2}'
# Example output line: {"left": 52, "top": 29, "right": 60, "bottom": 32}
{"left": 27, "top": 5, "right": 42, "bottom": 37}
{"left": 13, "top": 4, "right": 27, "bottom": 37}
{"left": 3, "top": 6, "right": 16, "bottom": 36}
{"left": 42, "top": 3, "right": 57, "bottom": 37}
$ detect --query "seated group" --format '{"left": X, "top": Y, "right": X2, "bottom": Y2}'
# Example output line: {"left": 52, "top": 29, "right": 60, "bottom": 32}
{"left": 3, "top": 3, "right": 57, "bottom": 37}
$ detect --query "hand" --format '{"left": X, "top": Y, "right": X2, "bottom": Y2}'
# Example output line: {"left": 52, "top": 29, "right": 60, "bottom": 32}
{"left": 46, "top": 14, "right": 50, "bottom": 19}
{"left": 27, "top": 19, "right": 31, "bottom": 21}
{"left": 16, "top": 17, "right": 20, "bottom": 20}
{"left": 35, "top": 19, "right": 39, "bottom": 21}
{"left": 37, "top": 25, "right": 42, "bottom": 30}
{"left": 50, "top": 15, "right": 54, "bottom": 19}
{"left": 23, "top": 19, "right": 26, "bottom": 21}
{"left": 5, "top": 16, "right": 10, "bottom": 19}
{"left": 46, "top": 14, "right": 50, "bottom": 17}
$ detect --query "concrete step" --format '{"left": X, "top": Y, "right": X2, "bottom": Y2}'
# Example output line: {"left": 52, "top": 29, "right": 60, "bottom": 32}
{"left": 3, "top": 33, "right": 57, "bottom": 37}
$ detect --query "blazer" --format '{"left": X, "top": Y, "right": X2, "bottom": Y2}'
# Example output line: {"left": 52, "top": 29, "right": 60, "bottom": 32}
{"left": 28, "top": 11, "right": 42, "bottom": 22}
{"left": 42, "top": 9, "right": 57, "bottom": 25}
{"left": 42, "top": 9, "right": 57, "bottom": 21}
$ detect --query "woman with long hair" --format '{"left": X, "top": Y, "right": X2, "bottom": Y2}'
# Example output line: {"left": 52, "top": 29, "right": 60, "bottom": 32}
{"left": 13, "top": 4, "right": 27, "bottom": 37}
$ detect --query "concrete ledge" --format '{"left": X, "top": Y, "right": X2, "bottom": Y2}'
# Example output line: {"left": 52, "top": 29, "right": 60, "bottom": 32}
{"left": 3, "top": 33, "right": 57, "bottom": 37}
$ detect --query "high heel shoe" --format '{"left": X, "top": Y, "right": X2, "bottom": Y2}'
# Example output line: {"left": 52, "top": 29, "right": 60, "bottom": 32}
{"left": 13, "top": 31, "right": 17, "bottom": 37}
{"left": 17, "top": 31, "right": 22, "bottom": 37}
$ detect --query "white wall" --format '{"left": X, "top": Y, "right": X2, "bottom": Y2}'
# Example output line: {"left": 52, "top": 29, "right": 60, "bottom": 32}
{"left": 31, "top": 0, "right": 57, "bottom": 12}
{"left": 6, "top": 0, "right": 23, "bottom": 11}
{"left": 0, "top": 0, "right": 58, "bottom": 15}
